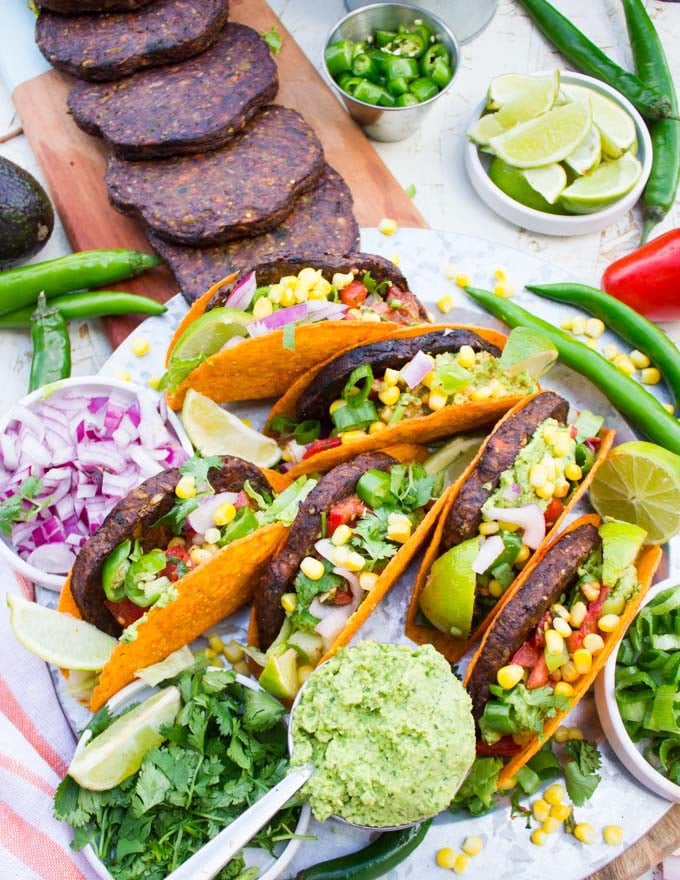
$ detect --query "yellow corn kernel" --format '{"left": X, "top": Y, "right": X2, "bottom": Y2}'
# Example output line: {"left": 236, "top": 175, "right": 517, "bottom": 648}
{"left": 224, "top": 640, "right": 245, "bottom": 664}
{"left": 553, "top": 617, "right": 572, "bottom": 638}
{"left": 494, "top": 266, "right": 508, "bottom": 282}
{"left": 497, "top": 520, "right": 519, "bottom": 532}
{"left": 190, "top": 547, "right": 213, "bottom": 566}
{"left": 213, "top": 502, "right": 236, "bottom": 526}
{"left": 309, "top": 286, "right": 330, "bottom": 302}
{"left": 208, "top": 633, "right": 225, "bottom": 653}
{"left": 630, "top": 349, "right": 651, "bottom": 369}
{"left": 542, "top": 423, "right": 558, "bottom": 443}
{"left": 294, "top": 284, "right": 311, "bottom": 304}
{"left": 453, "top": 853, "right": 470, "bottom": 874}
{"left": 436, "top": 848, "right": 457, "bottom": 870}
{"left": 268, "top": 283, "right": 283, "bottom": 304}
{"left": 602, "top": 343, "right": 619, "bottom": 361}
{"left": 359, "top": 571, "right": 379, "bottom": 591}
{"left": 147, "top": 375, "right": 162, "bottom": 390}
{"left": 571, "top": 315, "right": 587, "bottom": 336}
{"left": 532, "top": 799, "right": 551, "bottom": 822}
{"left": 664, "top": 402, "right": 676, "bottom": 413}
{"left": 168, "top": 536, "right": 186, "bottom": 548}
{"left": 175, "top": 474, "right": 196, "bottom": 499}
{"left": 437, "top": 295, "right": 454, "bottom": 314}
{"left": 564, "top": 463, "right": 582, "bottom": 481}
{"left": 554, "top": 681, "right": 575, "bottom": 698}
{"left": 331, "top": 271, "right": 354, "bottom": 290}
{"left": 445, "top": 263, "right": 458, "bottom": 280}
{"left": 341, "top": 430, "right": 367, "bottom": 444}
{"left": 470, "top": 386, "right": 492, "bottom": 401}
{"left": 573, "top": 648, "right": 593, "bottom": 675}
{"left": 344, "top": 551, "right": 366, "bottom": 572}
{"left": 300, "top": 556, "right": 325, "bottom": 580}
{"left": 455, "top": 273, "right": 471, "bottom": 288}
{"left": 462, "top": 836, "right": 483, "bottom": 857}
{"left": 584, "top": 336, "right": 599, "bottom": 349}
{"left": 488, "top": 579, "right": 504, "bottom": 598}
{"left": 544, "top": 783, "right": 565, "bottom": 806}
{"left": 497, "top": 775, "right": 516, "bottom": 792}
{"left": 378, "top": 385, "right": 401, "bottom": 407}
{"left": 478, "top": 520, "right": 499, "bottom": 536}
{"left": 298, "top": 664, "right": 314, "bottom": 684}
{"left": 330, "top": 398, "right": 346, "bottom": 415}
{"left": 552, "top": 433, "right": 573, "bottom": 457}
{"left": 384, "top": 367, "right": 401, "bottom": 387}
{"left": 493, "top": 282, "right": 514, "bottom": 298}
{"left": 545, "top": 629, "right": 565, "bottom": 655}
{"left": 388, "top": 252, "right": 401, "bottom": 266}
{"left": 529, "top": 463, "right": 548, "bottom": 488}
{"left": 457, "top": 345, "right": 477, "bottom": 369}
{"left": 574, "top": 823, "right": 597, "bottom": 845}
{"left": 369, "top": 421, "right": 387, "bottom": 434}
{"left": 331, "top": 524, "right": 352, "bottom": 546}
{"left": 496, "top": 664, "right": 524, "bottom": 690}
{"left": 551, "top": 803, "right": 572, "bottom": 822}
{"left": 312, "top": 277, "right": 333, "bottom": 299}
{"left": 585, "top": 318, "right": 605, "bottom": 338}
{"left": 130, "top": 336, "right": 150, "bottom": 357}
{"left": 204, "top": 647, "right": 217, "bottom": 660}
{"left": 552, "top": 602, "right": 570, "bottom": 619}
{"left": 233, "top": 659, "right": 251, "bottom": 678}
{"left": 281, "top": 592, "right": 298, "bottom": 613}
{"left": 331, "top": 546, "right": 350, "bottom": 567}
{"left": 387, "top": 513, "right": 412, "bottom": 544}
{"left": 641, "top": 367, "right": 661, "bottom": 385}
{"left": 204, "top": 527, "right": 221, "bottom": 545}
{"left": 603, "top": 825, "right": 624, "bottom": 846}
{"left": 115, "top": 369, "right": 131, "bottom": 382}
{"left": 598, "top": 613, "right": 621, "bottom": 633}
{"left": 535, "top": 481, "right": 555, "bottom": 499}
{"left": 252, "top": 296, "right": 274, "bottom": 319}
{"left": 553, "top": 479, "right": 570, "bottom": 498}
{"left": 569, "top": 601, "right": 587, "bottom": 628}
{"left": 567, "top": 726, "right": 584, "bottom": 740}
{"left": 583, "top": 633, "right": 605, "bottom": 653}
{"left": 530, "top": 829, "right": 547, "bottom": 847}
{"left": 513, "top": 731, "right": 534, "bottom": 746}
{"left": 280, "top": 287, "right": 297, "bottom": 308}
{"left": 552, "top": 725, "right": 570, "bottom": 744}
{"left": 378, "top": 217, "right": 398, "bottom": 235}
{"left": 542, "top": 817, "right": 561, "bottom": 835}
{"left": 298, "top": 267, "right": 321, "bottom": 286}
{"left": 515, "top": 543, "right": 531, "bottom": 564}
{"left": 581, "top": 581, "right": 601, "bottom": 603}
{"left": 613, "top": 353, "right": 636, "bottom": 376}
{"left": 418, "top": 370, "right": 437, "bottom": 390}
{"left": 428, "top": 390, "right": 449, "bottom": 411}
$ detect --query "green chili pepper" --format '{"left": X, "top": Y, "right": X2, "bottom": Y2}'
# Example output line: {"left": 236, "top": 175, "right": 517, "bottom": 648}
{"left": 517, "top": 0, "right": 673, "bottom": 121}
{"left": 325, "top": 40, "right": 355, "bottom": 77}
{"left": 420, "top": 42, "right": 450, "bottom": 76}
{"left": 375, "top": 29, "right": 397, "bottom": 48}
{"left": 294, "top": 419, "right": 321, "bottom": 446}
{"left": 339, "top": 76, "right": 365, "bottom": 96}
{"left": 28, "top": 292, "right": 71, "bottom": 393}
{"left": 102, "top": 540, "right": 132, "bottom": 603}
{"left": 395, "top": 93, "right": 419, "bottom": 107}
{"left": 621, "top": 0, "right": 680, "bottom": 243}
{"left": 356, "top": 470, "right": 394, "bottom": 508}
{"left": 411, "top": 22, "right": 433, "bottom": 46}
{"left": 0, "top": 249, "right": 161, "bottom": 317}
{"left": 0, "top": 290, "right": 166, "bottom": 328}
{"left": 408, "top": 77, "right": 439, "bottom": 103}
{"left": 294, "top": 820, "right": 431, "bottom": 880}
{"left": 387, "top": 76, "right": 410, "bottom": 97}
{"left": 352, "top": 53, "right": 382, "bottom": 83}
{"left": 342, "top": 364, "right": 374, "bottom": 404}
{"left": 366, "top": 48, "right": 388, "bottom": 73}
{"left": 353, "top": 80, "right": 395, "bottom": 106}
{"left": 385, "top": 31, "right": 428, "bottom": 58}
{"left": 525, "top": 282, "right": 680, "bottom": 410}
{"left": 430, "top": 60, "right": 453, "bottom": 90}
{"left": 465, "top": 286, "right": 680, "bottom": 455}
{"left": 125, "top": 549, "right": 169, "bottom": 607}
{"left": 575, "top": 443, "right": 595, "bottom": 474}
{"left": 384, "top": 56, "right": 420, "bottom": 81}
{"left": 480, "top": 701, "right": 515, "bottom": 736}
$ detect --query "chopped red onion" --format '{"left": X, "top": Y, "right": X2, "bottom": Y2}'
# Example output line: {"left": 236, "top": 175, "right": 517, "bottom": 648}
{"left": 225, "top": 271, "right": 256, "bottom": 310}
{"left": 247, "top": 303, "right": 308, "bottom": 336}
{"left": 26, "top": 543, "right": 77, "bottom": 574}
{"left": 502, "top": 482, "right": 523, "bottom": 502}
{"left": 306, "top": 301, "right": 348, "bottom": 322}
{"left": 484, "top": 504, "right": 546, "bottom": 549}
{"left": 400, "top": 351, "right": 435, "bottom": 390}
{"left": 472, "top": 534, "right": 505, "bottom": 574}
{"left": 187, "top": 491, "right": 240, "bottom": 535}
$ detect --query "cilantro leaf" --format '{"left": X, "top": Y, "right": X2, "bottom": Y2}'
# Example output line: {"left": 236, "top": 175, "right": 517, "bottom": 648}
{"left": 0, "top": 476, "right": 52, "bottom": 537}
{"left": 449, "top": 756, "right": 502, "bottom": 816}
{"left": 133, "top": 762, "right": 171, "bottom": 815}
{"left": 242, "top": 688, "right": 285, "bottom": 733}
{"left": 405, "top": 183, "right": 417, "bottom": 198}
{"left": 180, "top": 455, "right": 223, "bottom": 489}
{"left": 53, "top": 775, "right": 90, "bottom": 827}
{"left": 153, "top": 497, "right": 199, "bottom": 534}
{"left": 563, "top": 739, "right": 602, "bottom": 806}
{"left": 257, "top": 476, "right": 315, "bottom": 527}
{"left": 351, "top": 509, "right": 398, "bottom": 563}
{"left": 158, "top": 354, "right": 206, "bottom": 392}
{"left": 388, "top": 464, "right": 436, "bottom": 510}
{"left": 293, "top": 560, "right": 344, "bottom": 615}
{"left": 261, "top": 25, "right": 282, "bottom": 55}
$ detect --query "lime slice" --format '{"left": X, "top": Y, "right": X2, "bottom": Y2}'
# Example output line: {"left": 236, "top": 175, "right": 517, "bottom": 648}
{"left": 562, "top": 84, "right": 636, "bottom": 158}
{"left": 494, "top": 71, "right": 560, "bottom": 127}
{"left": 489, "top": 157, "right": 565, "bottom": 213}
{"left": 559, "top": 152, "right": 641, "bottom": 214}
{"left": 563, "top": 125, "right": 602, "bottom": 176}
{"left": 589, "top": 441, "right": 680, "bottom": 545}
{"left": 498, "top": 326, "right": 559, "bottom": 378}
{"left": 489, "top": 100, "right": 592, "bottom": 169}
{"left": 135, "top": 645, "right": 195, "bottom": 686}
{"left": 424, "top": 434, "right": 484, "bottom": 486}
{"left": 523, "top": 164, "right": 568, "bottom": 205}
{"left": 487, "top": 73, "right": 550, "bottom": 109}
{"left": 468, "top": 113, "right": 507, "bottom": 146}
{"left": 6, "top": 594, "right": 117, "bottom": 670}
{"left": 180, "top": 388, "right": 282, "bottom": 466}
{"left": 259, "top": 647, "right": 300, "bottom": 699}
{"left": 168, "top": 307, "right": 252, "bottom": 364}
{"left": 419, "top": 538, "right": 479, "bottom": 638}
{"left": 68, "top": 687, "right": 181, "bottom": 790}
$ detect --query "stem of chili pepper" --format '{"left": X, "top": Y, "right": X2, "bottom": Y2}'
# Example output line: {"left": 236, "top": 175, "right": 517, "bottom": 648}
{"left": 0, "top": 290, "right": 167, "bottom": 327}
{"left": 517, "top": 0, "right": 672, "bottom": 121}
{"left": 526, "top": 282, "right": 680, "bottom": 410}
{"left": 0, "top": 249, "right": 162, "bottom": 317}
{"left": 621, "top": 0, "right": 680, "bottom": 244}
{"left": 464, "top": 286, "right": 680, "bottom": 456}
{"left": 28, "top": 292, "right": 71, "bottom": 393}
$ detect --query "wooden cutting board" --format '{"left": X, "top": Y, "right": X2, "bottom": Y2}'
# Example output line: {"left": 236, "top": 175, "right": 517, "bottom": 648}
{"left": 12, "top": 0, "right": 427, "bottom": 349}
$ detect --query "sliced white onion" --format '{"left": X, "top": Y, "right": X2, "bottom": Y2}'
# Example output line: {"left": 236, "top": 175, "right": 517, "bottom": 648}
{"left": 314, "top": 538, "right": 337, "bottom": 563}
{"left": 284, "top": 439, "right": 306, "bottom": 464}
{"left": 306, "top": 301, "right": 348, "bottom": 322}
{"left": 314, "top": 605, "right": 355, "bottom": 651}
{"left": 472, "top": 534, "right": 505, "bottom": 574}
{"left": 187, "top": 491, "right": 240, "bottom": 534}
{"left": 484, "top": 504, "right": 546, "bottom": 549}
{"left": 400, "top": 351, "right": 435, "bottom": 390}
{"left": 225, "top": 271, "right": 256, "bottom": 310}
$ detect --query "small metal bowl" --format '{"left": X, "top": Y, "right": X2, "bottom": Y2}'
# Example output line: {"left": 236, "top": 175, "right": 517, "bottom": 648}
{"left": 323, "top": 2, "right": 460, "bottom": 142}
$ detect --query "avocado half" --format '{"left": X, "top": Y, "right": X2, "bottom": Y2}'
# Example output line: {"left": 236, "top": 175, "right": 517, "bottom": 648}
{"left": 0, "top": 156, "right": 54, "bottom": 269}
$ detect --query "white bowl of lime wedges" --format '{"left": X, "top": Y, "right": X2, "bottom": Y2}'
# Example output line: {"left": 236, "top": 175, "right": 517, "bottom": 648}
{"left": 464, "top": 70, "right": 652, "bottom": 236}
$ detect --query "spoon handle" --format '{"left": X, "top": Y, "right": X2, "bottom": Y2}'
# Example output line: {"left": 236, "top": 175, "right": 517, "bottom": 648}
{"left": 164, "top": 763, "right": 314, "bottom": 880}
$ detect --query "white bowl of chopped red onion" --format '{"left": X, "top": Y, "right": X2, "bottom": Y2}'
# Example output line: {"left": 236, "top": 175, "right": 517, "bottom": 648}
{"left": 0, "top": 376, "right": 192, "bottom": 590}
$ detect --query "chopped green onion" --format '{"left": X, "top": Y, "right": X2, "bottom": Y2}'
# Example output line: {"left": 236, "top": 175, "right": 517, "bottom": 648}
{"left": 342, "top": 364, "right": 374, "bottom": 405}
{"left": 294, "top": 419, "right": 321, "bottom": 446}
{"left": 332, "top": 398, "right": 378, "bottom": 432}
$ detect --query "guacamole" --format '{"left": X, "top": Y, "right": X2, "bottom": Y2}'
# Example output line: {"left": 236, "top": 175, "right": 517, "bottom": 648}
{"left": 290, "top": 641, "right": 475, "bottom": 827}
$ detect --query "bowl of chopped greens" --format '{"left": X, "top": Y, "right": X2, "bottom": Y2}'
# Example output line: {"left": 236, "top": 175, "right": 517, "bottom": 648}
{"left": 55, "top": 664, "right": 311, "bottom": 880}
{"left": 595, "top": 577, "right": 680, "bottom": 803}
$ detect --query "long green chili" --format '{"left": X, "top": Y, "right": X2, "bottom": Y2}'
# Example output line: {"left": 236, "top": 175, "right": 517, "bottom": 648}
{"left": 0, "top": 290, "right": 166, "bottom": 327}
{"left": 28, "top": 292, "right": 71, "bottom": 392}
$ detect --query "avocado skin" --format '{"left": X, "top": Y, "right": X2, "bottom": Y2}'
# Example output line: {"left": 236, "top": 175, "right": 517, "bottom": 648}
{"left": 0, "top": 157, "right": 55, "bottom": 269}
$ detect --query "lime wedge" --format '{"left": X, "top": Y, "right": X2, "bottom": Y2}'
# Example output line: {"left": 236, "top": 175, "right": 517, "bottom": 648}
{"left": 498, "top": 326, "right": 559, "bottom": 378}
{"left": 562, "top": 84, "right": 636, "bottom": 158}
{"left": 259, "top": 647, "right": 300, "bottom": 699}
{"left": 523, "top": 164, "right": 568, "bottom": 205}
{"left": 489, "top": 157, "right": 565, "bottom": 214}
{"left": 589, "top": 441, "right": 680, "bottom": 545}
{"left": 68, "top": 687, "right": 181, "bottom": 790}
{"left": 559, "top": 152, "right": 641, "bottom": 214}
{"left": 487, "top": 72, "right": 552, "bottom": 109}
{"left": 489, "top": 100, "right": 592, "bottom": 169}
{"left": 6, "top": 594, "right": 117, "bottom": 671}
{"left": 419, "top": 538, "right": 479, "bottom": 639}
{"left": 424, "top": 434, "right": 484, "bottom": 486}
{"left": 494, "top": 71, "right": 560, "bottom": 127}
{"left": 468, "top": 113, "right": 507, "bottom": 146}
{"left": 168, "top": 307, "right": 252, "bottom": 364}
{"left": 563, "top": 125, "right": 602, "bottom": 176}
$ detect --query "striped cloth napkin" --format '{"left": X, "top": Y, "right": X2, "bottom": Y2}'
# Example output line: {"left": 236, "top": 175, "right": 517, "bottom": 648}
{"left": 1, "top": 574, "right": 96, "bottom": 880}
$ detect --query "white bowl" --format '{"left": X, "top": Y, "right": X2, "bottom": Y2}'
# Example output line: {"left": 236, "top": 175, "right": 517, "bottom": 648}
{"left": 79, "top": 671, "right": 311, "bottom": 880}
{"left": 595, "top": 576, "right": 680, "bottom": 803}
{"left": 0, "top": 375, "right": 192, "bottom": 590}
{"left": 464, "top": 70, "right": 653, "bottom": 236}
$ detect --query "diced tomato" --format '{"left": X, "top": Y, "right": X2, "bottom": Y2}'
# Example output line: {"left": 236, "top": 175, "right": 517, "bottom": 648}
{"left": 589, "top": 585, "right": 609, "bottom": 615}
{"left": 369, "top": 286, "right": 421, "bottom": 325}
{"left": 105, "top": 597, "right": 145, "bottom": 629}
{"left": 544, "top": 497, "right": 564, "bottom": 529}
{"left": 579, "top": 612, "right": 599, "bottom": 637}
{"left": 512, "top": 642, "right": 540, "bottom": 668}
{"left": 302, "top": 437, "right": 342, "bottom": 460}
{"left": 234, "top": 490, "right": 248, "bottom": 509}
{"left": 569, "top": 425, "right": 578, "bottom": 439}
{"left": 333, "top": 589, "right": 354, "bottom": 606}
{"left": 476, "top": 736, "right": 522, "bottom": 756}
{"left": 527, "top": 653, "right": 549, "bottom": 689}
{"left": 567, "top": 631, "right": 584, "bottom": 653}
{"left": 328, "top": 495, "right": 367, "bottom": 531}
{"left": 587, "top": 436, "right": 602, "bottom": 448}
{"left": 340, "top": 280, "right": 369, "bottom": 309}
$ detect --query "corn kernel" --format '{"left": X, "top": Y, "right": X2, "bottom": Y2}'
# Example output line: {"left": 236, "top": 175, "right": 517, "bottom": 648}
{"left": 213, "top": 502, "right": 236, "bottom": 526}
{"left": 560, "top": 661, "right": 579, "bottom": 683}
{"left": 553, "top": 726, "right": 570, "bottom": 744}
{"left": 387, "top": 513, "right": 412, "bottom": 543}
{"left": 332, "top": 271, "right": 354, "bottom": 290}
{"left": 581, "top": 581, "right": 601, "bottom": 602}
{"left": 457, "top": 345, "right": 477, "bottom": 369}
{"left": 536, "top": 482, "right": 555, "bottom": 499}
{"left": 545, "top": 629, "right": 565, "bottom": 655}
{"left": 567, "top": 726, "right": 584, "bottom": 740}
{"left": 544, "top": 783, "right": 565, "bottom": 806}
{"left": 437, "top": 295, "right": 454, "bottom": 313}
{"left": 571, "top": 315, "right": 587, "bottom": 336}
{"left": 515, "top": 543, "right": 531, "bottom": 564}
{"left": 208, "top": 633, "right": 225, "bottom": 653}
{"left": 603, "top": 825, "right": 624, "bottom": 846}
{"left": 455, "top": 273, "right": 471, "bottom": 288}
{"left": 585, "top": 318, "right": 605, "bottom": 338}
{"left": 300, "top": 556, "right": 325, "bottom": 580}
{"left": 453, "top": 853, "right": 470, "bottom": 874}
{"left": 488, "top": 579, "right": 504, "bottom": 598}
{"left": 297, "top": 267, "right": 320, "bottom": 286}
{"left": 280, "top": 287, "right": 297, "bottom": 308}
{"left": 330, "top": 398, "right": 346, "bottom": 415}
{"left": 478, "top": 520, "right": 499, "bottom": 536}
{"left": 497, "top": 664, "right": 524, "bottom": 690}
{"left": 168, "top": 536, "right": 186, "bottom": 548}
{"left": 252, "top": 297, "right": 274, "bottom": 319}
{"left": 470, "top": 386, "right": 492, "bottom": 401}
{"left": 603, "top": 343, "right": 620, "bottom": 361}
{"left": 532, "top": 799, "right": 551, "bottom": 822}
{"left": 309, "top": 286, "right": 330, "bottom": 302}
{"left": 331, "top": 524, "right": 352, "bottom": 546}
{"left": 574, "top": 823, "right": 597, "bottom": 845}
{"left": 378, "top": 217, "right": 398, "bottom": 235}
{"left": 129, "top": 336, "right": 149, "bottom": 357}
{"left": 552, "top": 603, "right": 570, "bottom": 619}
{"left": 553, "top": 617, "right": 572, "bottom": 638}
{"left": 462, "top": 836, "right": 483, "bottom": 857}
{"left": 298, "top": 664, "right": 314, "bottom": 684}
{"left": 584, "top": 336, "right": 599, "bottom": 349}
{"left": 554, "top": 681, "right": 575, "bottom": 698}
{"left": 529, "top": 463, "right": 548, "bottom": 488}
{"left": 553, "top": 433, "right": 574, "bottom": 457}
{"left": 583, "top": 633, "right": 605, "bottom": 653}
{"left": 436, "top": 848, "right": 458, "bottom": 869}
{"left": 147, "top": 375, "right": 162, "bottom": 390}
{"left": 224, "top": 640, "right": 245, "bottom": 664}
{"left": 379, "top": 385, "right": 401, "bottom": 406}
{"left": 369, "top": 421, "right": 387, "bottom": 435}
{"left": 383, "top": 367, "right": 400, "bottom": 388}
{"left": 313, "top": 277, "right": 333, "bottom": 299}
{"left": 530, "top": 829, "right": 547, "bottom": 847}
{"left": 569, "top": 601, "right": 587, "bottom": 628}
{"left": 115, "top": 369, "right": 131, "bottom": 382}
{"left": 560, "top": 315, "right": 574, "bottom": 332}
{"left": 641, "top": 367, "right": 661, "bottom": 385}
{"left": 388, "top": 252, "right": 401, "bottom": 266}
{"left": 428, "top": 390, "right": 449, "bottom": 411}
{"left": 494, "top": 266, "right": 508, "bottom": 282}
{"left": 542, "top": 817, "right": 561, "bottom": 835}
{"left": 497, "top": 520, "right": 519, "bottom": 533}
{"left": 613, "top": 354, "right": 636, "bottom": 376}
{"left": 233, "top": 660, "right": 251, "bottom": 677}
{"left": 565, "top": 463, "right": 582, "bottom": 481}
{"left": 190, "top": 547, "right": 213, "bottom": 565}
{"left": 175, "top": 474, "right": 196, "bottom": 499}
{"left": 573, "top": 648, "right": 593, "bottom": 675}
{"left": 553, "top": 479, "right": 570, "bottom": 498}
{"left": 497, "top": 775, "right": 517, "bottom": 792}
{"left": 344, "top": 551, "right": 366, "bottom": 572}
{"left": 204, "top": 647, "right": 217, "bottom": 660}
{"left": 551, "top": 803, "right": 572, "bottom": 822}
{"left": 598, "top": 613, "right": 621, "bottom": 633}
{"left": 294, "top": 284, "right": 310, "bottom": 304}
{"left": 204, "top": 527, "right": 221, "bottom": 545}
{"left": 281, "top": 593, "right": 298, "bottom": 613}
{"left": 341, "top": 430, "right": 367, "bottom": 444}
{"left": 493, "top": 282, "right": 514, "bottom": 298}
{"left": 359, "top": 571, "right": 379, "bottom": 591}
{"left": 630, "top": 349, "right": 651, "bottom": 369}
{"left": 664, "top": 403, "right": 675, "bottom": 413}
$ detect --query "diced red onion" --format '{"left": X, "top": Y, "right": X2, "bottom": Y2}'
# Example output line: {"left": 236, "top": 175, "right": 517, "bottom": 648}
{"left": 306, "top": 301, "right": 349, "bottom": 322}
{"left": 187, "top": 491, "right": 239, "bottom": 535}
{"left": 26, "top": 543, "right": 76, "bottom": 574}
{"left": 225, "top": 271, "right": 256, "bottom": 310}
{"left": 11, "top": 405, "right": 45, "bottom": 441}
{"left": 247, "top": 303, "right": 308, "bottom": 336}
{"left": 400, "top": 351, "right": 435, "bottom": 390}
{"left": 332, "top": 566, "right": 362, "bottom": 602}
{"left": 484, "top": 504, "right": 546, "bottom": 549}
{"left": 502, "top": 483, "right": 522, "bottom": 502}
{"left": 314, "top": 607, "right": 354, "bottom": 651}
{"left": 472, "top": 534, "right": 505, "bottom": 574}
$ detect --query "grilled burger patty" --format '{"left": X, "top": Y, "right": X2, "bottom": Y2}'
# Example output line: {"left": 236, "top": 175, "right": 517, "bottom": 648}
{"left": 254, "top": 452, "right": 396, "bottom": 650}
{"left": 70, "top": 456, "right": 270, "bottom": 636}
{"left": 148, "top": 165, "right": 360, "bottom": 304}
{"left": 441, "top": 391, "right": 569, "bottom": 551}
{"left": 68, "top": 24, "right": 278, "bottom": 159}
{"left": 465, "top": 522, "right": 601, "bottom": 721}
{"left": 295, "top": 330, "right": 502, "bottom": 422}
{"left": 36, "top": 0, "right": 229, "bottom": 82}
{"left": 40, "top": 0, "right": 154, "bottom": 11}
{"left": 106, "top": 105, "right": 325, "bottom": 246}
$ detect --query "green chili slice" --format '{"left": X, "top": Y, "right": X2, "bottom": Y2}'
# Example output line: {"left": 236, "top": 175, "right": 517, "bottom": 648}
{"left": 342, "top": 364, "right": 374, "bottom": 405}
